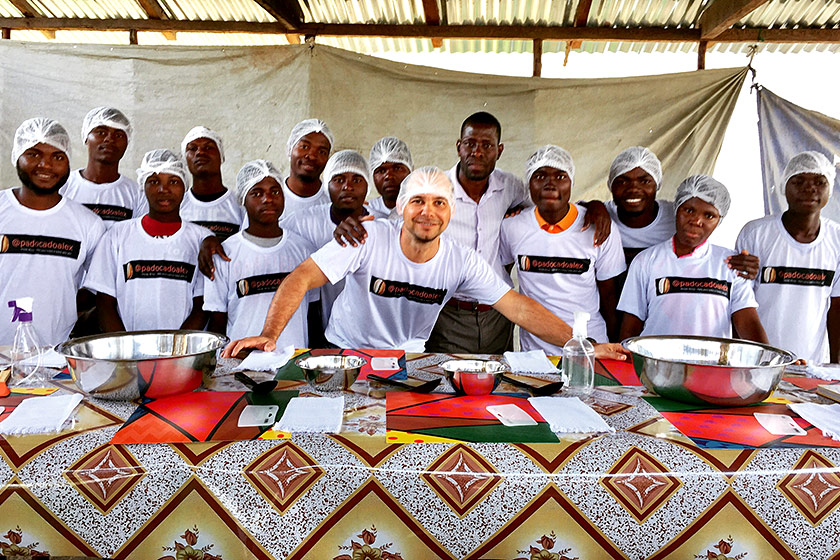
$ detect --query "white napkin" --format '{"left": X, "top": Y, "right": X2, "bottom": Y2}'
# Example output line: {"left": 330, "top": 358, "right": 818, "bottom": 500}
{"left": 0, "top": 393, "right": 83, "bottom": 435}
{"left": 21, "top": 348, "right": 67, "bottom": 369}
{"left": 233, "top": 346, "right": 295, "bottom": 372}
{"left": 528, "top": 396, "right": 614, "bottom": 434}
{"left": 803, "top": 364, "right": 840, "bottom": 382}
{"left": 788, "top": 402, "right": 840, "bottom": 441}
{"left": 273, "top": 396, "right": 344, "bottom": 433}
{"left": 504, "top": 350, "right": 559, "bottom": 374}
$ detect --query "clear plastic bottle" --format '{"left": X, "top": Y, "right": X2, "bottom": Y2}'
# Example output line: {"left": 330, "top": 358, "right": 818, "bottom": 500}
{"left": 561, "top": 311, "right": 595, "bottom": 399}
{"left": 8, "top": 298, "right": 47, "bottom": 387}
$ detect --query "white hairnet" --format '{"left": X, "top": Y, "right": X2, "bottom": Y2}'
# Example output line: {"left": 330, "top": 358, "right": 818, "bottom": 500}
{"left": 235, "top": 160, "right": 284, "bottom": 206}
{"left": 81, "top": 106, "right": 132, "bottom": 144}
{"left": 11, "top": 118, "right": 71, "bottom": 165}
{"left": 674, "top": 175, "right": 730, "bottom": 218}
{"left": 524, "top": 145, "right": 575, "bottom": 186}
{"left": 369, "top": 136, "right": 413, "bottom": 173}
{"left": 396, "top": 166, "right": 456, "bottom": 216}
{"left": 137, "top": 149, "right": 190, "bottom": 189}
{"left": 286, "top": 118, "right": 334, "bottom": 158}
{"left": 181, "top": 126, "right": 225, "bottom": 163}
{"left": 608, "top": 146, "right": 663, "bottom": 191}
{"left": 323, "top": 150, "right": 371, "bottom": 187}
{"left": 781, "top": 151, "right": 836, "bottom": 199}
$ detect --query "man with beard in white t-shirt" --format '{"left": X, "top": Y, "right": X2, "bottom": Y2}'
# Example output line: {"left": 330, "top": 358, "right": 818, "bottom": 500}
{"left": 179, "top": 126, "right": 243, "bottom": 241}
{"left": 61, "top": 107, "right": 146, "bottom": 227}
{"left": 0, "top": 118, "right": 105, "bottom": 346}
{"left": 223, "top": 167, "right": 629, "bottom": 361}
{"left": 204, "top": 160, "right": 315, "bottom": 348}
{"left": 736, "top": 151, "right": 840, "bottom": 363}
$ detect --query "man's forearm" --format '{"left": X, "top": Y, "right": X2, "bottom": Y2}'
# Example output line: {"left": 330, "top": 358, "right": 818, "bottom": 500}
{"left": 493, "top": 291, "right": 573, "bottom": 346}
{"left": 260, "top": 258, "right": 329, "bottom": 340}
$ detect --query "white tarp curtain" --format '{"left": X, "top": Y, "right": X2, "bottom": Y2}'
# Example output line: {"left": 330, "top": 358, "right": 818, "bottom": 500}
{"left": 0, "top": 42, "right": 745, "bottom": 202}
{"left": 757, "top": 87, "right": 840, "bottom": 222}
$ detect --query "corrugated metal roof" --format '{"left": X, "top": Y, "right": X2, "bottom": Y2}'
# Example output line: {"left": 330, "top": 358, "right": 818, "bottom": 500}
{"left": 0, "top": 0, "right": 836, "bottom": 55}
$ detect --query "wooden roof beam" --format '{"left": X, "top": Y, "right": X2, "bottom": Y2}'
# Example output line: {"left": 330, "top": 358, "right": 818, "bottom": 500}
{"left": 421, "top": 0, "right": 443, "bottom": 48}
{"left": 8, "top": 0, "right": 57, "bottom": 40}
{"left": 252, "top": 0, "right": 302, "bottom": 31}
{"left": 573, "top": 0, "right": 593, "bottom": 27}
{"left": 699, "top": 0, "right": 772, "bottom": 40}
{"left": 135, "top": 0, "right": 169, "bottom": 20}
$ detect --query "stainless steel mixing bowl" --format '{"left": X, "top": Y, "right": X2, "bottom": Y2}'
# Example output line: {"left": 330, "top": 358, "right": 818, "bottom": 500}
{"left": 622, "top": 335, "right": 795, "bottom": 406}
{"left": 58, "top": 330, "right": 228, "bottom": 400}
{"left": 296, "top": 355, "right": 366, "bottom": 391}
{"left": 440, "top": 359, "right": 505, "bottom": 396}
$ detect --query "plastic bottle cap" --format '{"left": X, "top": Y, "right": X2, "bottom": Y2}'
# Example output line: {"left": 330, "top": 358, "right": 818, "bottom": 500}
{"left": 572, "top": 310, "right": 590, "bottom": 339}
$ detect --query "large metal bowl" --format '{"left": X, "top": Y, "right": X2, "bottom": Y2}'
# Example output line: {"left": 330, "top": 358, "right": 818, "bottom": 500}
{"left": 622, "top": 335, "right": 795, "bottom": 406}
{"left": 441, "top": 359, "right": 505, "bottom": 396}
{"left": 58, "top": 330, "right": 228, "bottom": 400}
{"left": 296, "top": 355, "right": 366, "bottom": 391}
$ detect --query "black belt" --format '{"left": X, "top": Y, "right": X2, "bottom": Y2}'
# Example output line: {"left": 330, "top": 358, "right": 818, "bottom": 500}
{"left": 446, "top": 298, "right": 493, "bottom": 312}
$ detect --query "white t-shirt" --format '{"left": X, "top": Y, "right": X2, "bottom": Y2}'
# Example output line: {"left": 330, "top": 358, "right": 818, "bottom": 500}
{"left": 605, "top": 199, "right": 676, "bottom": 250}
{"left": 500, "top": 205, "right": 626, "bottom": 351}
{"left": 202, "top": 231, "right": 315, "bottom": 348}
{"left": 61, "top": 169, "right": 147, "bottom": 229}
{"left": 278, "top": 176, "right": 329, "bottom": 224}
{"left": 84, "top": 219, "right": 210, "bottom": 331}
{"left": 736, "top": 215, "right": 840, "bottom": 362}
{"left": 618, "top": 239, "right": 758, "bottom": 338}
{"left": 180, "top": 189, "right": 244, "bottom": 241}
{"left": 366, "top": 197, "right": 399, "bottom": 222}
{"left": 0, "top": 190, "right": 105, "bottom": 346}
{"left": 312, "top": 220, "right": 511, "bottom": 351}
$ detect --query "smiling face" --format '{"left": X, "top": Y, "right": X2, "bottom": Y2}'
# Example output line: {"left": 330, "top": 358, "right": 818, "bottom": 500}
{"left": 373, "top": 161, "right": 411, "bottom": 208}
{"left": 401, "top": 192, "right": 451, "bottom": 243}
{"left": 785, "top": 172, "right": 831, "bottom": 214}
{"left": 674, "top": 197, "right": 720, "bottom": 254}
{"left": 290, "top": 131, "right": 331, "bottom": 181}
{"left": 244, "top": 177, "right": 285, "bottom": 226}
{"left": 184, "top": 137, "right": 222, "bottom": 176}
{"left": 144, "top": 172, "right": 185, "bottom": 221}
{"left": 16, "top": 142, "right": 70, "bottom": 195}
{"left": 456, "top": 123, "right": 503, "bottom": 182}
{"left": 328, "top": 172, "right": 368, "bottom": 212}
{"left": 529, "top": 165, "right": 572, "bottom": 220}
{"left": 85, "top": 125, "right": 128, "bottom": 166}
{"left": 611, "top": 166, "right": 657, "bottom": 216}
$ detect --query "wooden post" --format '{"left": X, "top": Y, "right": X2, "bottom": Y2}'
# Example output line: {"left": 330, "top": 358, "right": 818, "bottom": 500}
{"left": 129, "top": 28, "right": 138, "bottom": 44}
{"left": 1, "top": 28, "right": 10, "bottom": 39}
{"left": 697, "top": 40, "right": 707, "bottom": 70}
{"left": 533, "top": 38, "right": 543, "bottom": 77}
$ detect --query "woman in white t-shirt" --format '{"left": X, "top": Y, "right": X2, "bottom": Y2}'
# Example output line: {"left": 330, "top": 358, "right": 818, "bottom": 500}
{"left": 618, "top": 175, "right": 768, "bottom": 343}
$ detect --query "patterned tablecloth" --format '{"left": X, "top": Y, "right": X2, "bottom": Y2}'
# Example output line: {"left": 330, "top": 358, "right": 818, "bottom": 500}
{"left": 1, "top": 353, "right": 840, "bottom": 560}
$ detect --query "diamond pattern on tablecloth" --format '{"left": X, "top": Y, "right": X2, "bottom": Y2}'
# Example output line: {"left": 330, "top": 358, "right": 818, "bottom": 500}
{"left": 63, "top": 444, "right": 146, "bottom": 515}
{"left": 777, "top": 450, "right": 840, "bottom": 526}
{"left": 420, "top": 443, "right": 501, "bottom": 518}
{"left": 242, "top": 441, "right": 324, "bottom": 515}
{"left": 170, "top": 442, "right": 231, "bottom": 466}
{"left": 330, "top": 434, "right": 402, "bottom": 467}
{"left": 600, "top": 446, "right": 682, "bottom": 523}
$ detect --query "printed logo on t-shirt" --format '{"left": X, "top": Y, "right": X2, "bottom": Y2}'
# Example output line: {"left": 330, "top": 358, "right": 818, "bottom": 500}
{"left": 236, "top": 272, "right": 289, "bottom": 298}
{"left": 656, "top": 276, "right": 731, "bottom": 298}
{"left": 0, "top": 234, "right": 80, "bottom": 259}
{"left": 124, "top": 260, "right": 195, "bottom": 282}
{"left": 761, "top": 266, "right": 835, "bottom": 287}
{"left": 518, "top": 255, "right": 591, "bottom": 274}
{"left": 193, "top": 221, "right": 240, "bottom": 240}
{"left": 83, "top": 203, "right": 132, "bottom": 222}
{"left": 369, "top": 276, "right": 446, "bottom": 305}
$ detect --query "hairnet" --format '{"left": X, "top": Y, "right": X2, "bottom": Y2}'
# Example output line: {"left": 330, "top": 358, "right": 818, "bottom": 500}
{"left": 608, "top": 146, "right": 663, "bottom": 191}
{"left": 235, "top": 159, "right": 284, "bottom": 206}
{"left": 674, "top": 175, "right": 730, "bottom": 218}
{"left": 11, "top": 118, "right": 72, "bottom": 165}
{"left": 81, "top": 106, "right": 133, "bottom": 144}
{"left": 369, "top": 136, "right": 413, "bottom": 173}
{"left": 323, "top": 150, "right": 371, "bottom": 187}
{"left": 781, "top": 151, "right": 836, "bottom": 198}
{"left": 137, "top": 149, "right": 190, "bottom": 189}
{"left": 396, "top": 166, "right": 456, "bottom": 216}
{"left": 524, "top": 145, "right": 575, "bottom": 186}
{"left": 181, "top": 126, "right": 225, "bottom": 163}
{"left": 286, "top": 118, "right": 335, "bottom": 158}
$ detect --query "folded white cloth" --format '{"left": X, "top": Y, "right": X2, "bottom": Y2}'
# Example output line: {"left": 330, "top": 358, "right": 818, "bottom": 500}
{"left": 0, "top": 393, "right": 83, "bottom": 435}
{"left": 273, "top": 396, "right": 344, "bottom": 433}
{"left": 528, "top": 396, "right": 614, "bottom": 434}
{"left": 233, "top": 346, "right": 295, "bottom": 372}
{"left": 504, "top": 350, "right": 559, "bottom": 374}
{"left": 788, "top": 402, "right": 840, "bottom": 441}
{"left": 804, "top": 364, "right": 840, "bottom": 382}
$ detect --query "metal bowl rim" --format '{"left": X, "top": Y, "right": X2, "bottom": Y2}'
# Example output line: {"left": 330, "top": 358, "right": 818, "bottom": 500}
{"left": 440, "top": 359, "right": 508, "bottom": 373}
{"left": 295, "top": 355, "right": 368, "bottom": 369}
{"left": 621, "top": 335, "right": 796, "bottom": 368}
{"left": 56, "top": 329, "right": 229, "bottom": 363}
